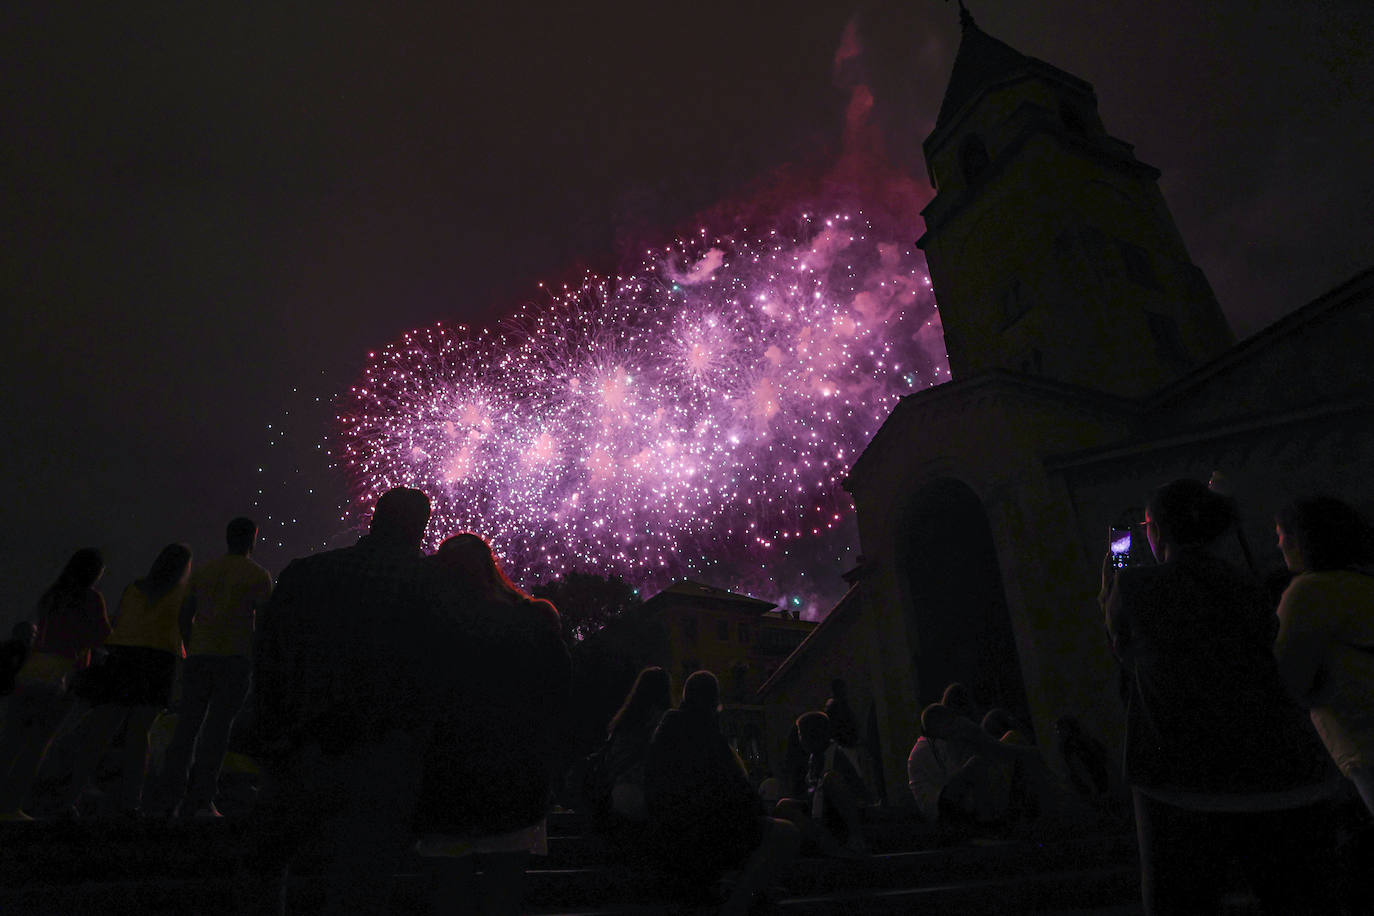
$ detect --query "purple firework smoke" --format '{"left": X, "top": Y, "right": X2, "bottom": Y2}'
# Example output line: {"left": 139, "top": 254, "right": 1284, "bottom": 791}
{"left": 338, "top": 211, "right": 946, "bottom": 606}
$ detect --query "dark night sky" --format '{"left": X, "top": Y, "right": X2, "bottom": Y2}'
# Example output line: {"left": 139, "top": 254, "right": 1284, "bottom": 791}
{"left": 3, "top": 1, "right": 1372, "bottom": 624}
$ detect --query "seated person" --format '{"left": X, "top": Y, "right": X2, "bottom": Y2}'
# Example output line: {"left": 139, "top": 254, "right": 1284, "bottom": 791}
{"left": 645, "top": 671, "right": 799, "bottom": 916}
{"left": 779, "top": 718, "right": 809, "bottom": 799}
{"left": 756, "top": 772, "right": 784, "bottom": 807}
{"left": 823, "top": 679, "right": 860, "bottom": 747}
{"left": 981, "top": 708, "right": 1030, "bottom": 744}
{"left": 773, "top": 711, "right": 869, "bottom": 857}
{"left": 603, "top": 666, "right": 672, "bottom": 824}
{"left": 941, "top": 682, "right": 982, "bottom": 724}
{"left": 907, "top": 702, "right": 1012, "bottom": 828}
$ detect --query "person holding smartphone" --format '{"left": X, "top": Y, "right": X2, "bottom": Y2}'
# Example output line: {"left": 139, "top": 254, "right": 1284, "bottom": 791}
{"left": 1102, "top": 478, "right": 1340, "bottom": 915}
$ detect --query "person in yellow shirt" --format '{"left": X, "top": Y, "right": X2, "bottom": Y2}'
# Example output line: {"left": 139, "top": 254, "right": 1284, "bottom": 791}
{"left": 63, "top": 543, "right": 191, "bottom": 815}
{"left": 152, "top": 517, "right": 271, "bottom": 817}
{"left": 1273, "top": 496, "right": 1374, "bottom": 817}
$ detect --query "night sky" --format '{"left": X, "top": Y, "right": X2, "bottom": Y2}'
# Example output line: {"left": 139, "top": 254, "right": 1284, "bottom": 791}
{"left": 4, "top": 1, "right": 1372, "bottom": 625}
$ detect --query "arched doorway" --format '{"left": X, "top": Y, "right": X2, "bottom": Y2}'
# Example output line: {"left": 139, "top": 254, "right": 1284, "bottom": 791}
{"left": 899, "top": 478, "right": 1033, "bottom": 734}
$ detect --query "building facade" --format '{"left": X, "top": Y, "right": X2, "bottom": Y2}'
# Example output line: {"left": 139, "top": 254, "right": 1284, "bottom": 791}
{"left": 591, "top": 579, "right": 815, "bottom": 776}
{"left": 761, "top": 8, "right": 1374, "bottom": 804}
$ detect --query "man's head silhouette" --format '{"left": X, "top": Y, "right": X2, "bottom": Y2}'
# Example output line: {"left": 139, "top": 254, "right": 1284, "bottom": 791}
{"left": 368, "top": 487, "right": 431, "bottom": 549}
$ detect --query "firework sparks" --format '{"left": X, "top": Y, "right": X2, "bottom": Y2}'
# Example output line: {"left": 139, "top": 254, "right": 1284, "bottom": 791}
{"left": 338, "top": 212, "right": 946, "bottom": 601}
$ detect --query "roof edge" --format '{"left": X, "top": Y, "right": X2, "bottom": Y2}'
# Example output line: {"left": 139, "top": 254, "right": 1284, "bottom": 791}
{"left": 1147, "top": 266, "right": 1374, "bottom": 409}
{"left": 757, "top": 585, "right": 862, "bottom": 698}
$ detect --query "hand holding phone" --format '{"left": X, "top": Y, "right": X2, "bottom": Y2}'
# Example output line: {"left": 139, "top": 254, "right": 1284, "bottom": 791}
{"left": 1109, "top": 528, "right": 1133, "bottom": 569}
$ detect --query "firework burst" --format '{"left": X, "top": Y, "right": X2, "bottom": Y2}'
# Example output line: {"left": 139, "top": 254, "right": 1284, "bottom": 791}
{"left": 338, "top": 212, "right": 946, "bottom": 603}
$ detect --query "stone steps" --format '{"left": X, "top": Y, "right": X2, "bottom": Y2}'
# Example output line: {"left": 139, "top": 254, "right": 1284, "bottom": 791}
{"left": 0, "top": 810, "right": 1143, "bottom": 915}
{"left": 0, "top": 866, "right": 1141, "bottom": 916}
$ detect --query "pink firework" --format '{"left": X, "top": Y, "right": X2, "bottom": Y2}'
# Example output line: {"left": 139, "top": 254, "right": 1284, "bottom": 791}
{"left": 338, "top": 212, "right": 946, "bottom": 600}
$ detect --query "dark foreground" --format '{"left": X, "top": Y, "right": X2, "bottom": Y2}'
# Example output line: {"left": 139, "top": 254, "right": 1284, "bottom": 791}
{"left": 0, "top": 807, "right": 1142, "bottom": 915}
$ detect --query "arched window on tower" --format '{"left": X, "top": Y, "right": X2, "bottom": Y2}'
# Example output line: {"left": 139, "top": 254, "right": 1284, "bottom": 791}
{"left": 960, "top": 134, "right": 991, "bottom": 186}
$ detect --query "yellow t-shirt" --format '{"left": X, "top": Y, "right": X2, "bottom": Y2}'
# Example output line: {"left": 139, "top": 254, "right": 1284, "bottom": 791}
{"left": 187, "top": 554, "right": 273, "bottom": 657}
{"left": 107, "top": 583, "right": 189, "bottom": 657}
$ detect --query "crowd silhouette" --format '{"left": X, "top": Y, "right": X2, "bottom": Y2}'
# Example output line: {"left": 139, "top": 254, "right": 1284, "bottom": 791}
{"left": 1, "top": 480, "right": 1371, "bottom": 915}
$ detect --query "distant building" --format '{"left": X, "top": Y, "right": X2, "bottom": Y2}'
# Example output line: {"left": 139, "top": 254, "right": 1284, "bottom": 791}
{"left": 762, "top": 7, "right": 1374, "bottom": 803}
{"left": 592, "top": 579, "right": 815, "bottom": 775}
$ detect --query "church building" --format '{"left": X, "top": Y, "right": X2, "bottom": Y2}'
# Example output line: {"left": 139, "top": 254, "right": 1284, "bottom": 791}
{"left": 760, "top": 6, "right": 1374, "bottom": 802}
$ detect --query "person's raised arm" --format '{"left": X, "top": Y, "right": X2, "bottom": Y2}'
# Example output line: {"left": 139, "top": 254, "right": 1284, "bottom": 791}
{"left": 1103, "top": 570, "right": 1134, "bottom": 662}
{"left": 1097, "top": 550, "right": 1115, "bottom": 609}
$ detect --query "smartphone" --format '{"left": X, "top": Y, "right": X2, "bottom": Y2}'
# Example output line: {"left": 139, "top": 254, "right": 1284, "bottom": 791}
{"left": 1109, "top": 527, "right": 1133, "bottom": 569}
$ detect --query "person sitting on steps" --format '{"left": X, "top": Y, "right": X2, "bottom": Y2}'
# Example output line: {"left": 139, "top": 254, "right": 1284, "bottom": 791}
{"left": 772, "top": 710, "right": 870, "bottom": 857}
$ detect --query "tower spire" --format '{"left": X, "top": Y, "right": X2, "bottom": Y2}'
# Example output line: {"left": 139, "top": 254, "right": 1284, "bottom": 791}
{"left": 946, "top": 0, "right": 975, "bottom": 30}
{"left": 917, "top": 7, "right": 1235, "bottom": 395}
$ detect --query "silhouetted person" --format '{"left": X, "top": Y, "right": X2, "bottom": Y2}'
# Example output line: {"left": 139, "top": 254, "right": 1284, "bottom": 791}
{"left": 941, "top": 681, "right": 981, "bottom": 724}
{"left": 773, "top": 710, "right": 869, "bottom": 857}
{"left": 910, "top": 702, "right": 1078, "bottom": 837}
{"left": 0, "top": 549, "right": 110, "bottom": 818}
{"left": 780, "top": 716, "right": 809, "bottom": 799}
{"left": 1272, "top": 496, "right": 1374, "bottom": 816}
{"left": 823, "top": 678, "right": 859, "bottom": 747}
{"left": 1104, "top": 479, "right": 1340, "bottom": 914}
{"left": 151, "top": 517, "right": 271, "bottom": 818}
{"left": 63, "top": 543, "right": 191, "bottom": 815}
{"left": 242, "top": 487, "right": 442, "bottom": 916}
{"left": 645, "top": 670, "right": 799, "bottom": 916}
{"left": 981, "top": 708, "right": 1026, "bottom": 743}
{"left": 415, "top": 532, "right": 569, "bottom": 916}
{"left": 907, "top": 702, "right": 1010, "bottom": 829}
{"left": 602, "top": 665, "right": 672, "bottom": 824}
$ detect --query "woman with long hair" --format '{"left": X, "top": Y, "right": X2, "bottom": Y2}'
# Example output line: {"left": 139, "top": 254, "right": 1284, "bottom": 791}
{"left": 416, "top": 532, "right": 569, "bottom": 915}
{"left": 1273, "top": 496, "right": 1374, "bottom": 816}
{"left": 1104, "top": 480, "right": 1340, "bottom": 914}
{"left": 645, "top": 670, "right": 800, "bottom": 916}
{"left": 63, "top": 543, "right": 191, "bottom": 816}
{"left": 0, "top": 548, "right": 111, "bottom": 818}
{"left": 432, "top": 532, "right": 559, "bottom": 629}
{"left": 602, "top": 666, "right": 672, "bottom": 822}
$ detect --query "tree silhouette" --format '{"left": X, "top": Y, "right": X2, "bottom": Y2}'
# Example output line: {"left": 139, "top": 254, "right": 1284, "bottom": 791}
{"left": 533, "top": 571, "right": 643, "bottom": 643}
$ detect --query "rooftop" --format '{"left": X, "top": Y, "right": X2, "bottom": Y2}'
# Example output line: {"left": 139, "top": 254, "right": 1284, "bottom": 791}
{"left": 640, "top": 579, "right": 778, "bottom": 614}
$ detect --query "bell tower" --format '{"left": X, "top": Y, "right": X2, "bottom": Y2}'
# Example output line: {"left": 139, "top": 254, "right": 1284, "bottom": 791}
{"left": 918, "top": 6, "right": 1233, "bottom": 397}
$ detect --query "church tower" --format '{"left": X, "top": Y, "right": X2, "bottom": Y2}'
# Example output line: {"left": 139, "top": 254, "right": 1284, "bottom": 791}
{"left": 918, "top": 6, "right": 1234, "bottom": 398}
